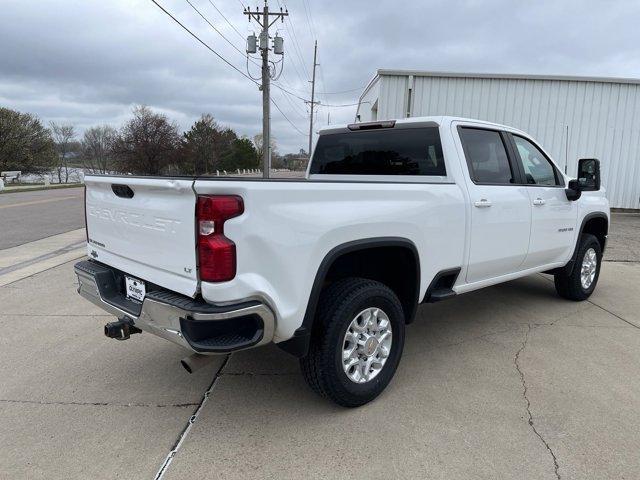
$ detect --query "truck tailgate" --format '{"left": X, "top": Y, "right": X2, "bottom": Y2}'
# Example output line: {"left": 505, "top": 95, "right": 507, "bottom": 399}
{"left": 84, "top": 176, "right": 198, "bottom": 297}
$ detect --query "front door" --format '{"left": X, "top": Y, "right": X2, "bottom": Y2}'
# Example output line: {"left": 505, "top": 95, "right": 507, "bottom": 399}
{"left": 508, "top": 134, "right": 578, "bottom": 268}
{"left": 458, "top": 126, "right": 532, "bottom": 283}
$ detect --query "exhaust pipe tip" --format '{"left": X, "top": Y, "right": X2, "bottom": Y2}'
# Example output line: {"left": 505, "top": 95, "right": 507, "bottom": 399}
{"left": 181, "top": 353, "right": 216, "bottom": 374}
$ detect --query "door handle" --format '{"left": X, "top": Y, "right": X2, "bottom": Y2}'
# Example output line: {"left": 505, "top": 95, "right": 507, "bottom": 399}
{"left": 533, "top": 198, "right": 546, "bottom": 206}
{"left": 474, "top": 198, "right": 492, "bottom": 208}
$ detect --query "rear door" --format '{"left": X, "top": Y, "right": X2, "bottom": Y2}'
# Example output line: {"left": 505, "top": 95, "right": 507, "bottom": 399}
{"left": 84, "top": 176, "right": 199, "bottom": 297}
{"left": 457, "top": 126, "right": 532, "bottom": 283}
{"left": 507, "top": 133, "right": 578, "bottom": 267}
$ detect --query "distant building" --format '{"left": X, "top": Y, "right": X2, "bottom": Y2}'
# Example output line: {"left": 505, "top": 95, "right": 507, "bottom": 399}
{"left": 357, "top": 69, "right": 640, "bottom": 209}
{"left": 282, "top": 149, "right": 309, "bottom": 171}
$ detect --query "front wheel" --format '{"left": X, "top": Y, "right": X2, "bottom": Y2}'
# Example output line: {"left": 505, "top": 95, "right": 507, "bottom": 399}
{"left": 554, "top": 233, "right": 602, "bottom": 301}
{"left": 300, "top": 278, "right": 406, "bottom": 407}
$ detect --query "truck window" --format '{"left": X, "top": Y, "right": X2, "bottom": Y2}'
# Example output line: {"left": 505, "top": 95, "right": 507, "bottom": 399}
{"left": 512, "top": 135, "right": 562, "bottom": 186}
{"left": 459, "top": 127, "right": 515, "bottom": 185}
{"left": 309, "top": 127, "right": 446, "bottom": 176}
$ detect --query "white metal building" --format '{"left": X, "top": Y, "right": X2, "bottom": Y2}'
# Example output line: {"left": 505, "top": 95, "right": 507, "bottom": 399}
{"left": 356, "top": 70, "right": 640, "bottom": 209}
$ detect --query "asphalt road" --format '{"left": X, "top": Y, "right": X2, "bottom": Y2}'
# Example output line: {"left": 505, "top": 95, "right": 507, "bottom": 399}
{"left": 0, "top": 174, "right": 305, "bottom": 250}
{"left": 0, "top": 187, "right": 85, "bottom": 249}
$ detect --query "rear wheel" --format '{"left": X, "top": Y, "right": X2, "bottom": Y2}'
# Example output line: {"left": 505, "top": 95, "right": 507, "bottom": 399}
{"left": 554, "top": 233, "right": 602, "bottom": 301}
{"left": 300, "top": 278, "right": 405, "bottom": 407}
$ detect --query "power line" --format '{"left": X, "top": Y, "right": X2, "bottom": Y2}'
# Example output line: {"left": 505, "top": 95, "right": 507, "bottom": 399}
{"left": 321, "top": 102, "right": 364, "bottom": 107}
{"left": 319, "top": 87, "right": 365, "bottom": 95}
{"left": 206, "top": 0, "right": 245, "bottom": 39}
{"left": 272, "top": 78, "right": 307, "bottom": 118}
{"left": 271, "top": 98, "right": 307, "bottom": 137}
{"left": 271, "top": 82, "right": 309, "bottom": 102}
{"left": 278, "top": 71, "right": 303, "bottom": 96}
{"left": 300, "top": 0, "right": 317, "bottom": 40}
{"left": 275, "top": 82, "right": 308, "bottom": 118}
{"left": 279, "top": 91, "right": 308, "bottom": 119}
{"left": 152, "top": 0, "right": 308, "bottom": 150}
{"left": 270, "top": 11, "right": 307, "bottom": 88}
{"left": 278, "top": 0, "right": 311, "bottom": 80}
{"left": 149, "top": 0, "right": 258, "bottom": 85}
{"left": 271, "top": 82, "right": 365, "bottom": 96}
{"left": 317, "top": 59, "right": 329, "bottom": 119}
{"left": 276, "top": 35, "right": 307, "bottom": 86}
{"left": 284, "top": 17, "right": 310, "bottom": 80}
{"left": 185, "top": 0, "right": 258, "bottom": 65}
{"left": 274, "top": 6, "right": 310, "bottom": 89}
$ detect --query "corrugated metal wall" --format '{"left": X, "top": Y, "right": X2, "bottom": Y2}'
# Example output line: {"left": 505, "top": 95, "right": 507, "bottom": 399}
{"left": 372, "top": 73, "right": 640, "bottom": 209}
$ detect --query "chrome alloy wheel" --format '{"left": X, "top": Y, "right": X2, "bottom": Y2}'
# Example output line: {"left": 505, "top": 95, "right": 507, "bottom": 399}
{"left": 581, "top": 247, "right": 598, "bottom": 290}
{"left": 342, "top": 307, "right": 392, "bottom": 384}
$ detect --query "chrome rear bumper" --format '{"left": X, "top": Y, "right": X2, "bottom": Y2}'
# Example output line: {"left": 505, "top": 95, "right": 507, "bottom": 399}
{"left": 74, "top": 260, "right": 275, "bottom": 353}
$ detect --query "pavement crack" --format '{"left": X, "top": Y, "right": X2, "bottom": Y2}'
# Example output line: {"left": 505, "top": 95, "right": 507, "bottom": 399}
{"left": 153, "top": 354, "right": 230, "bottom": 480}
{"left": 0, "top": 398, "right": 198, "bottom": 408}
{"left": 514, "top": 324, "right": 561, "bottom": 480}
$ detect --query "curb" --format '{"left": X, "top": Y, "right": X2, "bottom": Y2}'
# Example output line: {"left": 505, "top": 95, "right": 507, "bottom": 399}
{"left": 0, "top": 184, "right": 84, "bottom": 194}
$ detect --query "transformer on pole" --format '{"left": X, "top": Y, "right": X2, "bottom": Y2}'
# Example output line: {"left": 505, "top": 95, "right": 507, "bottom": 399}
{"left": 244, "top": 2, "right": 288, "bottom": 179}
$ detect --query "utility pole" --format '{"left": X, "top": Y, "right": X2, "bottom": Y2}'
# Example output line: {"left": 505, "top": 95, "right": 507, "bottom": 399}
{"left": 306, "top": 40, "right": 318, "bottom": 158}
{"left": 244, "top": 2, "right": 288, "bottom": 178}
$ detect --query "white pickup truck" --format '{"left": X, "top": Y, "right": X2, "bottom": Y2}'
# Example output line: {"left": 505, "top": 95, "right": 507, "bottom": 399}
{"left": 75, "top": 116, "right": 609, "bottom": 407}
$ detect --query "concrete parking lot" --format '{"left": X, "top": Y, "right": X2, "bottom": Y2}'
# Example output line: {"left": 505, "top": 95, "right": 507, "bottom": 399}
{"left": 0, "top": 189, "right": 639, "bottom": 479}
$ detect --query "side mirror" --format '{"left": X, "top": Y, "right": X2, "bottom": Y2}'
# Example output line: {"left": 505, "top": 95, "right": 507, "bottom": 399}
{"left": 577, "top": 158, "right": 600, "bottom": 191}
{"left": 565, "top": 179, "right": 581, "bottom": 201}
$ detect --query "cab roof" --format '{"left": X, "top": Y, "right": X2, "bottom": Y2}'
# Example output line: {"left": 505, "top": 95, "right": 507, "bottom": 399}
{"left": 318, "top": 116, "right": 527, "bottom": 136}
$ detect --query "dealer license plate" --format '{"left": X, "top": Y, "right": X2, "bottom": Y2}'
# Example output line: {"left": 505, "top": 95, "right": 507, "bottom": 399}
{"left": 125, "top": 276, "right": 146, "bottom": 302}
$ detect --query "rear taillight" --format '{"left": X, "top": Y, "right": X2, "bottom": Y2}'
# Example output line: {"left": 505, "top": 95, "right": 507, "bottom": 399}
{"left": 196, "top": 195, "right": 244, "bottom": 282}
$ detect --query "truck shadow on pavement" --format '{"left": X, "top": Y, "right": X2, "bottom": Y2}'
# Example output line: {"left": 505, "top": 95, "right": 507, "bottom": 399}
{"left": 215, "top": 272, "right": 582, "bottom": 407}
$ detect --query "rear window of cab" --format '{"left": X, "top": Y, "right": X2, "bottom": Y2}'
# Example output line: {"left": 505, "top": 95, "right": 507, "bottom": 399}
{"left": 309, "top": 127, "right": 446, "bottom": 176}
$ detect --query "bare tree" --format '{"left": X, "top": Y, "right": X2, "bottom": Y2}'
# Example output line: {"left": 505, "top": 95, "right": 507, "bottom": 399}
{"left": 50, "top": 122, "right": 76, "bottom": 183}
{"left": 81, "top": 125, "right": 116, "bottom": 174}
{"left": 252, "top": 133, "right": 278, "bottom": 163}
{"left": 111, "top": 106, "right": 181, "bottom": 175}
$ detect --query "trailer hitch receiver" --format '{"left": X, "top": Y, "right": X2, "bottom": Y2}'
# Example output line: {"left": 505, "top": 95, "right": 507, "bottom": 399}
{"left": 104, "top": 317, "right": 142, "bottom": 341}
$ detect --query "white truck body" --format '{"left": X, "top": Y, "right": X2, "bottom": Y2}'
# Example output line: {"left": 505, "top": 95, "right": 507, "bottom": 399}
{"left": 76, "top": 116, "right": 609, "bottom": 405}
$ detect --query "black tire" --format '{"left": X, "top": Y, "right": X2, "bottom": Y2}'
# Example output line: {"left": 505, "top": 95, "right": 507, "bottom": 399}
{"left": 554, "top": 233, "right": 602, "bottom": 301}
{"left": 300, "top": 277, "right": 406, "bottom": 407}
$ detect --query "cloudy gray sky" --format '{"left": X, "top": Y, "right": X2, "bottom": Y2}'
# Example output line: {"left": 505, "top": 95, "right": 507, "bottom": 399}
{"left": 1, "top": 0, "right": 639, "bottom": 153}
